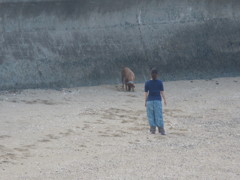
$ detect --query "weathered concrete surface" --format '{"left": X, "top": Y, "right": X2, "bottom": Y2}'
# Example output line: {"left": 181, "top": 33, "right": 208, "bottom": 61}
{"left": 0, "top": 0, "right": 240, "bottom": 90}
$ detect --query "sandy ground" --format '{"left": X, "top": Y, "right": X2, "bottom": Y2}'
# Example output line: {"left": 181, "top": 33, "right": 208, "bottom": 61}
{"left": 0, "top": 77, "right": 240, "bottom": 180}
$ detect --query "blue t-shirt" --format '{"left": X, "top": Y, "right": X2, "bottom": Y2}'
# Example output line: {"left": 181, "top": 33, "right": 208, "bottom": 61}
{"left": 144, "top": 80, "right": 164, "bottom": 101}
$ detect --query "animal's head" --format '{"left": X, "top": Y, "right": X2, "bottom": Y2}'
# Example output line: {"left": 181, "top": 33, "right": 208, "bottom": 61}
{"left": 127, "top": 81, "right": 135, "bottom": 91}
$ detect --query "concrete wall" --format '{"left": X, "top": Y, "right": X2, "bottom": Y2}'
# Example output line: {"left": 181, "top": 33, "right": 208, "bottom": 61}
{"left": 0, "top": 0, "right": 240, "bottom": 90}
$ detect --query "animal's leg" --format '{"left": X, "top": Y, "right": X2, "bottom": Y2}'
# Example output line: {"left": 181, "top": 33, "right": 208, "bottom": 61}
{"left": 122, "top": 76, "right": 125, "bottom": 90}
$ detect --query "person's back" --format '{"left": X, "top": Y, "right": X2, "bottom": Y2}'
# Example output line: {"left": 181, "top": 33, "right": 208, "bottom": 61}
{"left": 145, "top": 79, "right": 163, "bottom": 101}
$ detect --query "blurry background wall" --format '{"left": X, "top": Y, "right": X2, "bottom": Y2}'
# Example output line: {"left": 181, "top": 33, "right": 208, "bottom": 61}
{"left": 0, "top": 0, "right": 240, "bottom": 90}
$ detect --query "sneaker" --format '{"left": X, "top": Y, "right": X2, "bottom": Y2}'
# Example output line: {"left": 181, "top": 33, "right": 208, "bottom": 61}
{"left": 150, "top": 131, "right": 155, "bottom": 134}
{"left": 150, "top": 126, "right": 156, "bottom": 134}
{"left": 158, "top": 127, "right": 166, "bottom": 135}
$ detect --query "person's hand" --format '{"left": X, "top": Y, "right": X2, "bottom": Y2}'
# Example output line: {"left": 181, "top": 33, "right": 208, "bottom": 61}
{"left": 164, "top": 100, "right": 167, "bottom": 106}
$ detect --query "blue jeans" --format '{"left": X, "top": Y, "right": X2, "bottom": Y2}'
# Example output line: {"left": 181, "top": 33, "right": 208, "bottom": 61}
{"left": 146, "top": 100, "right": 164, "bottom": 128}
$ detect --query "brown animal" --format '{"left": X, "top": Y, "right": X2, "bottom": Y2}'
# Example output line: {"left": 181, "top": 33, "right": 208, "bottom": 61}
{"left": 121, "top": 67, "right": 135, "bottom": 91}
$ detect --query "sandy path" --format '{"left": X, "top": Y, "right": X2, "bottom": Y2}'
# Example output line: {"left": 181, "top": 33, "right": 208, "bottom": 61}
{"left": 0, "top": 77, "right": 240, "bottom": 180}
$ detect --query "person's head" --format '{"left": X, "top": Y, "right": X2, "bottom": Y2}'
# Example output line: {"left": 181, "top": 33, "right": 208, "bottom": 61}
{"left": 151, "top": 68, "right": 158, "bottom": 80}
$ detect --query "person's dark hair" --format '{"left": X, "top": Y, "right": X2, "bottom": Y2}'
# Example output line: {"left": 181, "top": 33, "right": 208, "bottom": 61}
{"left": 151, "top": 68, "right": 158, "bottom": 80}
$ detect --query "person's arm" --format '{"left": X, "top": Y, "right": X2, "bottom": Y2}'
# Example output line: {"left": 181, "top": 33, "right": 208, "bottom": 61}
{"left": 144, "top": 82, "right": 148, "bottom": 107}
{"left": 144, "top": 92, "right": 148, "bottom": 107}
{"left": 160, "top": 91, "right": 167, "bottom": 106}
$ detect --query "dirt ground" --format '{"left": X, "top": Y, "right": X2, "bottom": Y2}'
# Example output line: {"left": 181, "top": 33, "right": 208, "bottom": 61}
{"left": 0, "top": 77, "right": 240, "bottom": 180}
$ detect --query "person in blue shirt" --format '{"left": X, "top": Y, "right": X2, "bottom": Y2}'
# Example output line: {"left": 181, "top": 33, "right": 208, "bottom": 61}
{"left": 144, "top": 68, "right": 167, "bottom": 135}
